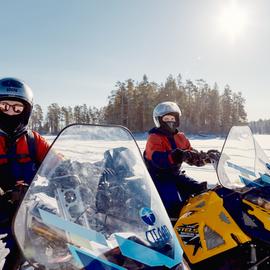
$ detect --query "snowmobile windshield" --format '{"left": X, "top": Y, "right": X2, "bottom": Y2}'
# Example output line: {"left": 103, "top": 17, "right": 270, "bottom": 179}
{"left": 217, "top": 125, "right": 270, "bottom": 190}
{"left": 14, "top": 124, "right": 182, "bottom": 270}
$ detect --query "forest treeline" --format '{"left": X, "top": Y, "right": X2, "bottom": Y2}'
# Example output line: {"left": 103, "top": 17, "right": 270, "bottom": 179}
{"left": 249, "top": 120, "right": 270, "bottom": 134}
{"left": 29, "top": 74, "right": 248, "bottom": 135}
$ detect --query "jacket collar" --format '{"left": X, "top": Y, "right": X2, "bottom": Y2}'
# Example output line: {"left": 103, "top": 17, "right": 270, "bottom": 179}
{"left": 0, "top": 127, "right": 28, "bottom": 142}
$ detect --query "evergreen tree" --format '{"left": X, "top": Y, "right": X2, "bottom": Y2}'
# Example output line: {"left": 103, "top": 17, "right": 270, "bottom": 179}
{"left": 207, "top": 83, "right": 220, "bottom": 133}
{"left": 33, "top": 74, "right": 249, "bottom": 135}
{"left": 29, "top": 104, "right": 43, "bottom": 133}
{"left": 220, "top": 85, "right": 233, "bottom": 134}
{"left": 46, "top": 103, "right": 61, "bottom": 134}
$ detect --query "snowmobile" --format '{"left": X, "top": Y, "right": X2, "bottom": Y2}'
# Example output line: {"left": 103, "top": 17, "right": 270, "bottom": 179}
{"left": 13, "top": 124, "right": 184, "bottom": 270}
{"left": 174, "top": 126, "right": 270, "bottom": 270}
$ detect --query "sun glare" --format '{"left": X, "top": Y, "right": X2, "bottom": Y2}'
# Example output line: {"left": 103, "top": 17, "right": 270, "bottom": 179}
{"left": 218, "top": 1, "right": 248, "bottom": 42}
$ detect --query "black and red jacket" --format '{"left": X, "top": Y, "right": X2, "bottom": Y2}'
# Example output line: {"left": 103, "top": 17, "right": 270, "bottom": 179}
{"left": 144, "top": 127, "right": 192, "bottom": 177}
{"left": 0, "top": 130, "right": 50, "bottom": 191}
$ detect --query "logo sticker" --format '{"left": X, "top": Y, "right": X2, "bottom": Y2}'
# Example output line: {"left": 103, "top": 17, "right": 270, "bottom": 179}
{"left": 140, "top": 207, "right": 171, "bottom": 246}
{"left": 140, "top": 207, "right": 156, "bottom": 226}
{"left": 6, "top": 87, "right": 18, "bottom": 92}
{"left": 176, "top": 223, "right": 201, "bottom": 255}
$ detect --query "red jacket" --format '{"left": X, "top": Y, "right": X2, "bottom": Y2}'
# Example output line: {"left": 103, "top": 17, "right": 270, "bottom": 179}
{"left": 0, "top": 130, "right": 50, "bottom": 191}
{"left": 0, "top": 131, "right": 49, "bottom": 165}
{"left": 144, "top": 127, "right": 192, "bottom": 175}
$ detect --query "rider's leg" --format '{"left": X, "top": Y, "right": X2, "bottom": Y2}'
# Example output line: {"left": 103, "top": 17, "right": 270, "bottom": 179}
{"left": 175, "top": 173, "right": 207, "bottom": 199}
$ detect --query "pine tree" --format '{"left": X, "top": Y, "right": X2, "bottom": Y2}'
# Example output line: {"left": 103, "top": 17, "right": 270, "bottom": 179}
{"left": 29, "top": 104, "right": 44, "bottom": 133}
{"left": 46, "top": 103, "right": 61, "bottom": 134}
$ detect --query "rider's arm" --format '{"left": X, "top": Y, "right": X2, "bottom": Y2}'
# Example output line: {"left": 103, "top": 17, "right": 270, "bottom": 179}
{"left": 32, "top": 131, "right": 51, "bottom": 163}
{"left": 145, "top": 131, "right": 195, "bottom": 169}
{"left": 184, "top": 149, "right": 208, "bottom": 167}
{"left": 175, "top": 133, "right": 208, "bottom": 167}
{"left": 145, "top": 134, "right": 183, "bottom": 169}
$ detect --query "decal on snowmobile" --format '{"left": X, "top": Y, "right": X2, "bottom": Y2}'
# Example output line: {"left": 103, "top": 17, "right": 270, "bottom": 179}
{"left": 139, "top": 207, "right": 172, "bottom": 246}
{"left": 243, "top": 199, "right": 270, "bottom": 231}
{"left": 218, "top": 212, "right": 231, "bottom": 224}
{"left": 145, "top": 225, "right": 171, "bottom": 246}
{"left": 38, "top": 208, "right": 108, "bottom": 246}
{"left": 195, "top": 201, "right": 205, "bottom": 208}
{"left": 69, "top": 245, "right": 126, "bottom": 270}
{"left": 176, "top": 223, "right": 201, "bottom": 256}
{"left": 115, "top": 234, "right": 182, "bottom": 268}
{"left": 139, "top": 207, "right": 156, "bottom": 226}
{"left": 260, "top": 173, "right": 270, "bottom": 184}
{"left": 239, "top": 175, "right": 264, "bottom": 187}
{"left": 227, "top": 161, "right": 256, "bottom": 177}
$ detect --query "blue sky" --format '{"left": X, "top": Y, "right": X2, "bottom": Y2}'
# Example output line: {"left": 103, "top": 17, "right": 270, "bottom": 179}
{"left": 1, "top": 0, "right": 269, "bottom": 121}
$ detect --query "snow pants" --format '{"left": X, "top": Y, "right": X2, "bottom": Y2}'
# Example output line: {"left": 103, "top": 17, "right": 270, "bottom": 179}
{"left": 153, "top": 173, "right": 207, "bottom": 222}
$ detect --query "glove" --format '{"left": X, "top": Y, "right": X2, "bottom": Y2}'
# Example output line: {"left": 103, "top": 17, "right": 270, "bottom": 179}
{"left": 206, "top": 149, "right": 221, "bottom": 163}
{"left": 171, "top": 148, "right": 187, "bottom": 164}
{"left": 184, "top": 150, "right": 207, "bottom": 166}
{"left": 0, "top": 182, "right": 29, "bottom": 204}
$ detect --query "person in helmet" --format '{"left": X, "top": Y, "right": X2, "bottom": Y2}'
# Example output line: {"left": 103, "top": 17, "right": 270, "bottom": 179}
{"left": 0, "top": 78, "right": 50, "bottom": 269}
{"left": 144, "top": 101, "right": 218, "bottom": 223}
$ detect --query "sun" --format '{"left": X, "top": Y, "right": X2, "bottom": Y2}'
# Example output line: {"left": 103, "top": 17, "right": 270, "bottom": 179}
{"left": 218, "top": 1, "right": 248, "bottom": 42}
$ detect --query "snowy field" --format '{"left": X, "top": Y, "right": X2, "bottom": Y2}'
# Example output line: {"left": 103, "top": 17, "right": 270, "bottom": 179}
{"left": 44, "top": 134, "right": 270, "bottom": 187}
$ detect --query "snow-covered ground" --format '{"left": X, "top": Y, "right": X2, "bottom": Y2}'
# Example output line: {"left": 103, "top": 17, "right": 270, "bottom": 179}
{"left": 44, "top": 133, "right": 270, "bottom": 187}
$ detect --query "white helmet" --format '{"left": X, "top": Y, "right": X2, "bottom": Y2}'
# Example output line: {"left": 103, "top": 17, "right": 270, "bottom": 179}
{"left": 153, "top": 101, "right": 182, "bottom": 128}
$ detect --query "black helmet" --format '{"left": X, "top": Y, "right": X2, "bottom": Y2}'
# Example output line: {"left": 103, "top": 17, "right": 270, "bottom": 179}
{"left": 0, "top": 78, "right": 34, "bottom": 136}
{"left": 0, "top": 77, "right": 33, "bottom": 106}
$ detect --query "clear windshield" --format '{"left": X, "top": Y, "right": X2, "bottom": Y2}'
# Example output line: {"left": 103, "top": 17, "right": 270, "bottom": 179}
{"left": 14, "top": 124, "right": 182, "bottom": 269}
{"left": 217, "top": 126, "right": 270, "bottom": 190}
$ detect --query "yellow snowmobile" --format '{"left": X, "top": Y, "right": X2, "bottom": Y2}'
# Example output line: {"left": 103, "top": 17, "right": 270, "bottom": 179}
{"left": 174, "top": 126, "right": 270, "bottom": 270}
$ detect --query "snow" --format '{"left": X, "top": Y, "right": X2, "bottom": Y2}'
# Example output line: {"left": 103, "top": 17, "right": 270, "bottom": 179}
{"left": 44, "top": 133, "right": 270, "bottom": 187}
{"left": 0, "top": 235, "right": 9, "bottom": 270}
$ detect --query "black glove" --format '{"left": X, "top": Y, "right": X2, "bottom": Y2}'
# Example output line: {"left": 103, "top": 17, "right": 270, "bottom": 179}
{"left": 171, "top": 148, "right": 187, "bottom": 164}
{"left": 0, "top": 182, "right": 29, "bottom": 204}
{"left": 206, "top": 149, "right": 221, "bottom": 163}
{"left": 185, "top": 150, "right": 207, "bottom": 166}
